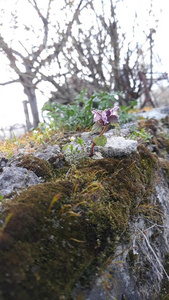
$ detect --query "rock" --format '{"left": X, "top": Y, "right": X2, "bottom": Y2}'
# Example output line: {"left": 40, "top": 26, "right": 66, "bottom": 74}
{"left": 34, "top": 144, "right": 60, "bottom": 161}
{"left": 1, "top": 107, "right": 169, "bottom": 300}
{"left": 94, "top": 136, "right": 138, "bottom": 157}
{"left": 0, "top": 158, "right": 8, "bottom": 168}
{"left": 136, "top": 106, "right": 169, "bottom": 120}
{"left": 84, "top": 166, "right": 169, "bottom": 300}
{"left": 10, "top": 155, "right": 53, "bottom": 180}
{"left": 0, "top": 145, "right": 163, "bottom": 300}
{"left": 0, "top": 158, "right": 8, "bottom": 172}
{"left": 34, "top": 144, "right": 65, "bottom": 168}
{"left": 0, "top": 166, "right": 40, "bottom": 196}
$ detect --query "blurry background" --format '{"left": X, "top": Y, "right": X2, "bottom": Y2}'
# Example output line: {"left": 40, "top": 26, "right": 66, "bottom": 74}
{"left": 0, "top": 0, "right": 168, "bottom": 138}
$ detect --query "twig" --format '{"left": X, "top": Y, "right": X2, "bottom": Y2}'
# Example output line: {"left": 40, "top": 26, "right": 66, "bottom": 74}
{"left": 138, "top": 228, "right": 169, "bottom": 280}
{"left": 0, "top": 79, "right": 20, "bottom": 86}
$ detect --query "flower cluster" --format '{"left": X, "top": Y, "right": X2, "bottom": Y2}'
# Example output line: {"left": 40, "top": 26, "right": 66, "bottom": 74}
{"left": 92, "top": 106, "right": 119, "bottom": 127}
{"left": 89, "top": 106, "right": 119, "bottom": 157}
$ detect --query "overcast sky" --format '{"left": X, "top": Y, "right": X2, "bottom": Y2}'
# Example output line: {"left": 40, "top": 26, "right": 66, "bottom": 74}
{"left": 0, "top": 0, "right": 169, "bottom": 128}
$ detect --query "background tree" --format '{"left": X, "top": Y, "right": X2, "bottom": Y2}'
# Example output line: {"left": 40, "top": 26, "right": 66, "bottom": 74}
{"left": 0, "top": 0, "right": 85, "bottom": 128}
{"left": 50, "top": 0, "right": 167, "bottom": 106}
{"left": 0, "top": 0, "right": 167, "bottom": 128}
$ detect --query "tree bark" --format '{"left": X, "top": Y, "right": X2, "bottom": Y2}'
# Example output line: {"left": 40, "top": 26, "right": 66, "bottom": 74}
{"left": 22, "top": 100, "right": 32, "bottom": 130}
{"left": 23, "top": 86, "right": 40, "bottom": 128}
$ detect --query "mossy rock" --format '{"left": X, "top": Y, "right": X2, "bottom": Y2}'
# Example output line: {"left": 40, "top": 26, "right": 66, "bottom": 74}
{"left": 139, "top": 118, "right": 159, "bottom": 135}
{"left": 157, "top": 135, "right": 169, "bottom": 153}
{"left": 0, "top": 146, "right": 160, "bottom": 299}
{"left": 15, "top": 155, "right": 53, "bottom": 180}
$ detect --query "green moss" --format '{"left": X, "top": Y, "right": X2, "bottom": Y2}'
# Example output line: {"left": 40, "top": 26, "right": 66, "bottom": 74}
{"left": 159, "top": 158, "right": 169, "bottom": 182}
{"left": 0, "top": 181, "right": 95, "bottom": 299}
{"left": 16, "top": 155, "right": 53, "bottom": 180}
{"left": 52, "top": 165, "right": 70, "bottom": 179}
{"left": 153, "top": 134, "right": 169, "bottom": 156}
{"left": 139, "top": 118, "right": 159, "bottom": 135}
{"left": 0, "top": 146, "right": 159, "bottom": 299}
{"left": 137, "top": 144, "right": 158, "bottom": 184}
{"left": 127, "top": 250, "right": 138, "bottom": 267}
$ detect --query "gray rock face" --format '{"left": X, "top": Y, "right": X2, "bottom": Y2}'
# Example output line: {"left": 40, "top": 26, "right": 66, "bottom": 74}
{"left": 34, "top": 144, "right": 64, "bottom": 168}
{"left": 0, "top": 167, "right": 40, "bottom": 196}
{"left": 136, "top": 106, "right": 169, "bottom": 120}
{"left": 94, "top": 136, "right": 138, "bottom": 157}
{"left": 34, "top": 144, "right": 60, "bottom": 161}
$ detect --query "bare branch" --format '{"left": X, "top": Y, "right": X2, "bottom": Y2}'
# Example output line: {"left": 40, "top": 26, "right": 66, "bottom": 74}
{"left": 0, "top": 35, "right": 21, "bottom": 74}
{"left": 39, "top": 0, "right": 84, "bottom": 67}
{"left": 138, "top": 228, "right": 169, "bottom": 280}
{"left": 0, "top": 79, "right": 20, "bottom": 86}
{"left": 19, "top": 41, "right": 30, "bottom": 55}
{"left": 28, "top": 0, "right": 52, "bottom": 62}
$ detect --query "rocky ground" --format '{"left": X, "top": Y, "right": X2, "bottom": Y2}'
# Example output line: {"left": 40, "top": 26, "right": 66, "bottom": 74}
{"left": 0, "top": 107, "right": 169, "bottom": 299}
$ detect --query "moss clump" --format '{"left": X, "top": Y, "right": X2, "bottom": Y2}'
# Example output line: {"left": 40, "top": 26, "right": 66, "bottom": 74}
{"left": 16, "top": 155, "right": 53, "bottom": 180}
{"left": 139, "top": 118, "right": 159, "bottom": 135}
{"left": 159, "top": 158, "right": 169, "bottom": 182}
{"left": 0, "top": 146, "right": 159, "bottom": 299}
{"left": 0, "top": 181, "right": 95, "bottom": 300}
{"left": 137, "top": 144, "right": 158, "bottom": 184}
{"left": 157, "top": 135, "right": 169, "bottom": 153}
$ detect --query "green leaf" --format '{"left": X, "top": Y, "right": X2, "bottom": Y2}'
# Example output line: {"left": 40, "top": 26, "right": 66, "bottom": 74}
{"left": 62, "top": 144, "right": 68, "bottom": 151}
{"left": 0, "top": 194, "right": 3, "bottom": 202}
{"left": 94, "top": 135, "right": 107, "bottom": 147}
{"left": 91, "top": 123, "right": 102, "bottom": 134}
{"left": 76, "top": 137, "right": 84, "bottom": 146}
{"left": 70, "top": 144, "right": 74, "bottom": 152}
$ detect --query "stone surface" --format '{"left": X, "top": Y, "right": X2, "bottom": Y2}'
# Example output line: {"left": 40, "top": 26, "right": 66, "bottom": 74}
{"left": 136, "top": 106, "right": 169, "bottom": 120}
{"left": 94, "top": 136, "right": 138, "bottom": 157}
{"left": 0, "top": 167, "right": 40, "bottom": 196}
{"left": 34, "top": 144, "right": 65, "bottom": 168}
{"left": 34, "top": 144, "right": 60, "bottom": 161}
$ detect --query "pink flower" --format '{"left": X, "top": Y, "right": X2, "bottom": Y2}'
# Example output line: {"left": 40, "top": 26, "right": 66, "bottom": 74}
{"left": 92, "top": 106, "right": 119, "bottom": 126}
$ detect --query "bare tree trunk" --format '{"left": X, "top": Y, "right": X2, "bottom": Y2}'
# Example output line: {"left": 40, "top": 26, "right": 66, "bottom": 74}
{"left": 23, "top": 100, "right": 32, "bottom": 130}
{"left": 23, "top": 86, "right": 40, "bottom": 128}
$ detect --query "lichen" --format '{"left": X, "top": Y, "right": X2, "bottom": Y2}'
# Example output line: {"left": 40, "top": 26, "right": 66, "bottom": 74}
{"left": 0, "top": 145, "right": 160, "bottom": 299}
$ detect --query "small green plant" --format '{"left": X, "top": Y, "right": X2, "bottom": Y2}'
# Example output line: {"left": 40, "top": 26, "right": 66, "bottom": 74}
{"left": 62, "top": 136, "right": 87, "bottom": 163}
{"left": 129, "top": 127, "right": 152, "bottom": 143}
{"left": 42, "top": 89, "right": 119, "bottom": 131}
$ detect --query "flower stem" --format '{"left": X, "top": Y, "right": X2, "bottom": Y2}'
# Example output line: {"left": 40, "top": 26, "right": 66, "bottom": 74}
{"left": 89, "top": 125, "right": 107, "bottom": 157}
{"left": 89, "top": 136, "right": 96, "bottom": 157}
{"left": 99, "top": 125, "right": 107, "bottom": 137}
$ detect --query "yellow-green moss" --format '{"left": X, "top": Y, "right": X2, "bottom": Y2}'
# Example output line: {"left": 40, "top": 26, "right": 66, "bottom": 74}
{"left": 0, "top": 146, "right": 160, "bottom": 299}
